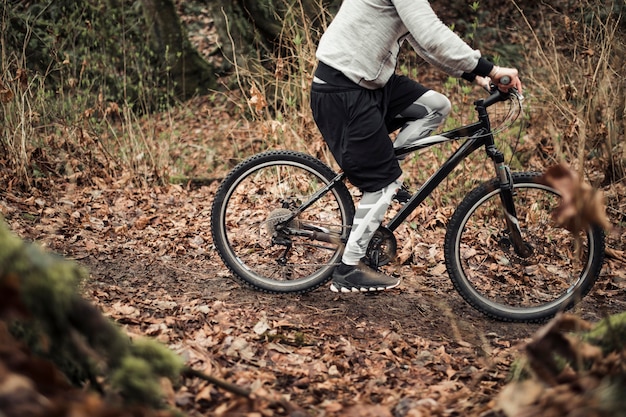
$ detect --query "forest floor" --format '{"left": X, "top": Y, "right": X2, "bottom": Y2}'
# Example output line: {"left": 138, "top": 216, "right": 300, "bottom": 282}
{"left": 0, "top": 1, "right": 626, "bottom": 417}
{"left": 2, "top": 89, "right": 626, "bottom": 415}
{"left": 2, "top": 3, "right": 626, "bottom": 414}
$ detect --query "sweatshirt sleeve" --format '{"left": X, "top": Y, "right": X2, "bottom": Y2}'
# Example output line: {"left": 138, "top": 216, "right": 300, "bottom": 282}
{"left": 395, "top": 0, "right": 493, "bottom": 78}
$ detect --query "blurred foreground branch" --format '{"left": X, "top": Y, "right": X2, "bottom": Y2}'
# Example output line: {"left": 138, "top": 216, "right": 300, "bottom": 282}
{"left": 0, "top": 217, "right": 267, "bottom": 416}
{"left": 498, "top": 312, "right": 626, "bottom": 417}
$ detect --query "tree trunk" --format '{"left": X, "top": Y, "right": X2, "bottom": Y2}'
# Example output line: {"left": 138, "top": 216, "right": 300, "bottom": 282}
{"left": 207, "top": 0, "right": 341, "bottom": 72}
{"left": 141, "top": 0, "right": 218, "bottom": 99}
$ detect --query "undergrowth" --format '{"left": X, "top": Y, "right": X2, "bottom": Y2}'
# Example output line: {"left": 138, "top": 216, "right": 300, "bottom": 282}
{"left": 515, "top": 0, "right": 625, "bottom": 183}
{"left": 0, "top": 0, "right": 177, "bottom": 187}
{"left": 1, "top": 0, "right": 624, "bottom": 215}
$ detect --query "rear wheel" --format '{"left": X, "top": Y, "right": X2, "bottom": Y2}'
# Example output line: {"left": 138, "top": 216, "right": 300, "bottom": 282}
{"left": 211, "top": 150, "right": 355, "bottom": 293}
{"left": 444, "top": 172, "right": 605, "bottom": 322}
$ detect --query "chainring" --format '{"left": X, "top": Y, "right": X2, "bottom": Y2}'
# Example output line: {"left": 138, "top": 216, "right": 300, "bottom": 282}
{"left": 364, "top": 226, "right": 397, "bottom": 269}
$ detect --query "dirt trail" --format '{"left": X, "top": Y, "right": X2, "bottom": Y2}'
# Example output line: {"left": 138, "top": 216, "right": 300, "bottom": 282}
{"left": 3, "top": 178, "right": 625, "bottom": 415}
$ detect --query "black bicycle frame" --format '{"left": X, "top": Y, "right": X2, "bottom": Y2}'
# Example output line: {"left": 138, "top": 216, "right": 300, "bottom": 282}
{"left": 387, "top": 94, "right": 531, "bottom": 257}
{"left": 283, "top": 89, "right": 530, "bottom": 256}
{"left": 387, "top": 123, "right": 490, "bottom": 231}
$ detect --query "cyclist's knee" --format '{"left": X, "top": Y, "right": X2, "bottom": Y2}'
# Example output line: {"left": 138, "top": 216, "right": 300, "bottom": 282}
{"left": 397, "top": 90, "right": 451, "bottom": 122}
{"left": 422, "top": 90, "right": 451, "bottom": 118}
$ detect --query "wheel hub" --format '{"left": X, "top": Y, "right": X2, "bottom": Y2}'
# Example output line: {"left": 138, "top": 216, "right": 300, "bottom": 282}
{"left": 498, "top": 234, "right": 535, "bottom": 264}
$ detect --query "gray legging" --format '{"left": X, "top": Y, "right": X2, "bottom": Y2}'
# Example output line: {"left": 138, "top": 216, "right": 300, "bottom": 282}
{"left": 342, "top": 178, "right": 402, "bottom": 265}
{"left": 341, "top": 90, "right": 451, "bottom": 266}
{"left": 394, "top": 90, "right": 451, "bottom": 149}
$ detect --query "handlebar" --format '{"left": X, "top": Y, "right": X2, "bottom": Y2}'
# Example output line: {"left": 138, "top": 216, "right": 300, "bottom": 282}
{"left": 478, "top": 86, "right": 522, "bottom": 108}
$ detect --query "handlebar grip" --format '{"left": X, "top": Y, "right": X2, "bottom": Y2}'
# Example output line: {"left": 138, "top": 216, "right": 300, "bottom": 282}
{"left": 500, "top": 75, "right": 511, "bottom": 85}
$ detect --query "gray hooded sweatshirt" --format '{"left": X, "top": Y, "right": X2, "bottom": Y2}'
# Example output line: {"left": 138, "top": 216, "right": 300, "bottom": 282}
{"left": 315, "top": 0, "right": 493, "bottom": 89}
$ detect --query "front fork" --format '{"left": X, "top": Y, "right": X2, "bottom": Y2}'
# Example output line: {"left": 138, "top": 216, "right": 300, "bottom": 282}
{"left": 488, "top": 146, "right": 533, "bottom": 258}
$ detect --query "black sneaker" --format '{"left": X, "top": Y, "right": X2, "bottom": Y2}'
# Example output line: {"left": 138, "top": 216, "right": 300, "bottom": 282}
{"left": 393, "top": 185, "right": 412, "bottom": 204}
{"left": 330, "top": 264, "right": 400, "bottom": 293}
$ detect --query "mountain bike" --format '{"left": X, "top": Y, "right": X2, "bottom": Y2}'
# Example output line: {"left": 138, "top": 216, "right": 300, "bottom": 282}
{"left": 210, "top": 84, "right": 605, "bottom": 323}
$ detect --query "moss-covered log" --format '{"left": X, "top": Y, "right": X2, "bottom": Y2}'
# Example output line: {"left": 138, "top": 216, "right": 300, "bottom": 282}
{"left": 0, "top": 217, "right": 183, "bottom": 408}
{"left": 0, "top": 217, "right": 296, "bottom": 415}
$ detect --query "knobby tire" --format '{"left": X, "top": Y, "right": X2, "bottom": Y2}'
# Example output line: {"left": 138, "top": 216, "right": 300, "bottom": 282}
{"left": 444, "top": 172, "right": 605, "bottom": 322}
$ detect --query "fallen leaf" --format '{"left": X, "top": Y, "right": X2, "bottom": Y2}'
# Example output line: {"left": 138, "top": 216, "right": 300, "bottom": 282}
{"left": 540, "top": 164, "right": 611, "bottom": 233}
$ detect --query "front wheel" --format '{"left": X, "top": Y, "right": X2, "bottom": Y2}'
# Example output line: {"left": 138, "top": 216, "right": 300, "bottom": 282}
{"left": 444, "top": 172, "right": 605, "bottom": 322}
{"left": 211, "top": 150, "right": 355, "bottom": 293}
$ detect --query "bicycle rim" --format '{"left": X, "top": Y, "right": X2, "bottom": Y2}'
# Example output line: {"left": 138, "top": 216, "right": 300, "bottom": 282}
{"left": 445, "top": 173, "right": 604, "bottom": 322}
{"left": 211, "top": 151, "right": 354, "bottom": 293}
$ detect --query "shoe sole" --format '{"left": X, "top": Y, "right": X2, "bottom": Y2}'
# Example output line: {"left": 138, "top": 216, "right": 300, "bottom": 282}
{"left": 330, "top": 280, "right": 400, "bottom": 293}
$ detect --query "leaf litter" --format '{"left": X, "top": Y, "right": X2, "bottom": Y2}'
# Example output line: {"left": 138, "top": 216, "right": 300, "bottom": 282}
{"left": 1, "top": 91, "right": 626, "bottom": 417}
{"left": 2, "top": 169, "right": 625, "bottom": 416}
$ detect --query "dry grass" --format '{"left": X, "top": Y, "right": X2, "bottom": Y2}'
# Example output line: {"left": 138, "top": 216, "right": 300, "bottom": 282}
{"left": 2, "top": 0, "right": 624, "bottom": 220}
{"left": 515, "top": 0, "right": 625, "bottom": 182}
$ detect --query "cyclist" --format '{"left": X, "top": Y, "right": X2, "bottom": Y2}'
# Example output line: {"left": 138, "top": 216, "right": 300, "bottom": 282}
{"left": 310, "top": 0, "right": 523, "bottom": 293}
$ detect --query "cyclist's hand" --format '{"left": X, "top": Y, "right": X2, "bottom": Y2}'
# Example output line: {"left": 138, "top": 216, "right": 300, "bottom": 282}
{"left": 474, "top": 75, "right": 491, "bottom": 91}
{"left": 489, "top": 66, "right": 523, "bottom": 92}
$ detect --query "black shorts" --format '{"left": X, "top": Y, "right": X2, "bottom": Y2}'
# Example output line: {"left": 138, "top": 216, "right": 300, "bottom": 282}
{"left": 310, "top": 63, "right": 428, "bottom": 192}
